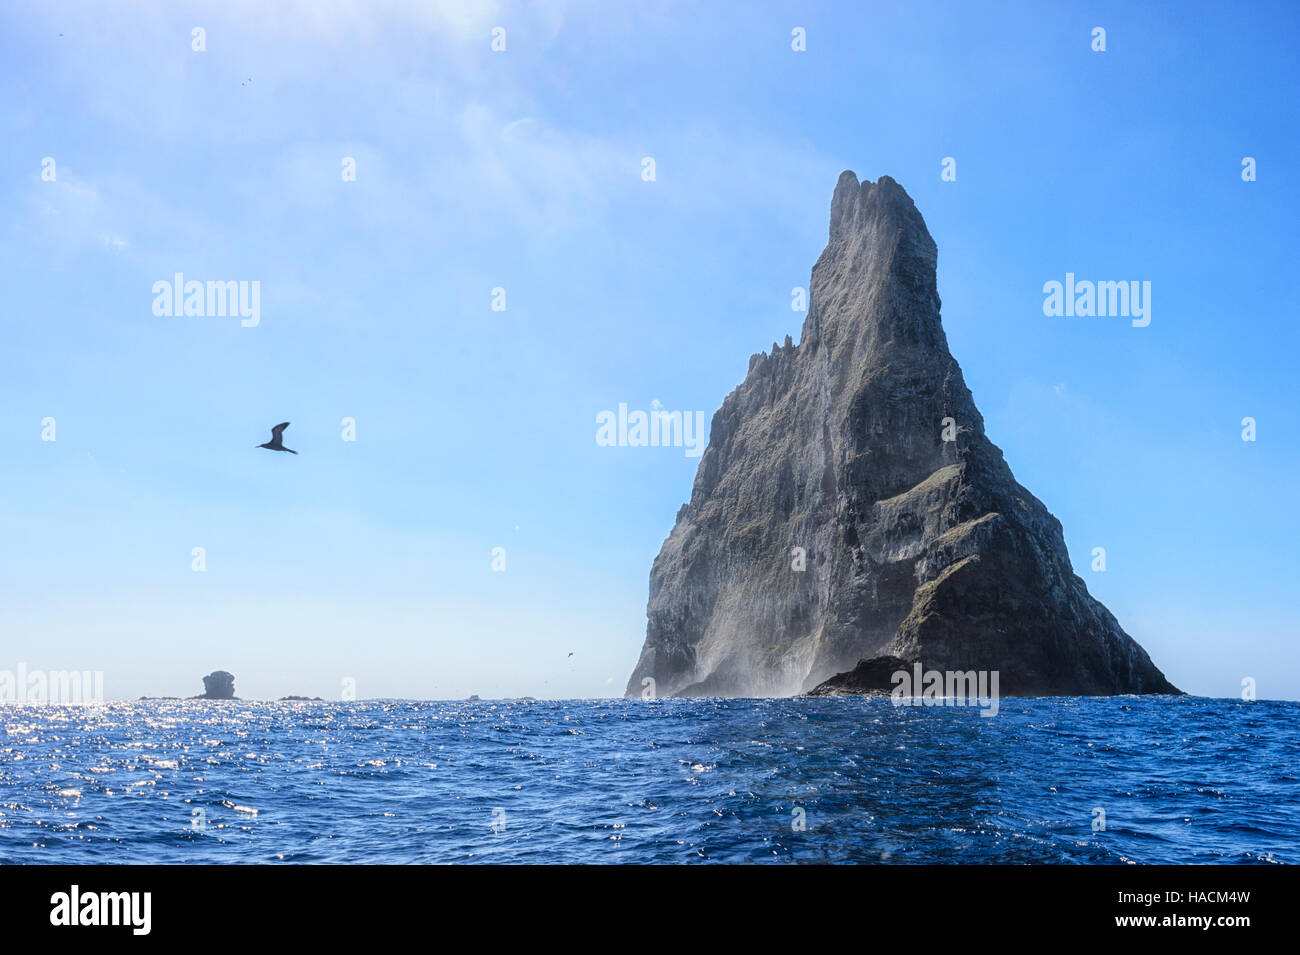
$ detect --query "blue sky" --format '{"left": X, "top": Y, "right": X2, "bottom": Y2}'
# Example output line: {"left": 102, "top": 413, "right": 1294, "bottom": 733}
{"left": 2, "top": 1, "right": 1296, "bottom": 701}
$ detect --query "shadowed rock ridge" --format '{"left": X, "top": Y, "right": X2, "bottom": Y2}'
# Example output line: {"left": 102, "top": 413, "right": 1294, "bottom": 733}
{"left": 625, "top": 171, "right": 1178, "bottom": 699}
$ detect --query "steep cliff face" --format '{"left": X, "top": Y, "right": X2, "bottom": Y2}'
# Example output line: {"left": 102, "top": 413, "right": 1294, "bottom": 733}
{"left": 625, "top": 171, "right": 1178, "bottom": 699}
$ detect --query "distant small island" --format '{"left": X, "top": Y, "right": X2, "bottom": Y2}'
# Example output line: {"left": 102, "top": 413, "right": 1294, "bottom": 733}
{"left": 136, "top": 671, "right": 323, "bottom": 702}
{"left": 195, "top": 670, "right": 237, "bottom": 700}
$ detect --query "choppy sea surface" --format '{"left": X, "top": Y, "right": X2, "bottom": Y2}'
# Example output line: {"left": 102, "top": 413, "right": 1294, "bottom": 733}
{"left": 0, "top": 696, "right": 1294, "bottom": 864}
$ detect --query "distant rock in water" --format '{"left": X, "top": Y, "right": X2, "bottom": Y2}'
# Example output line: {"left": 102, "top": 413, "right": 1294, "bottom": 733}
{"left": 626, "top": 172, "right": 1179, "bottom": 699}
{"left": 279, "top": 695, "right": 323, "bottom": 701}
{"left": 196, "top": 670, "right": 237, "bottom": 700}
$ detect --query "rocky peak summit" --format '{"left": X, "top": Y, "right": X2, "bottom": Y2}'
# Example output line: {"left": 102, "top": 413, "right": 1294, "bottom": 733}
{"left": 626, "top": 172, "right": 1177, "bottom": 699}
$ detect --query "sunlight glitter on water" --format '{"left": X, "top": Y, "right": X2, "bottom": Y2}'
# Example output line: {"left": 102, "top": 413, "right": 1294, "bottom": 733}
{"left": 0, "top": 696, "right": 1295, "bottom": 864}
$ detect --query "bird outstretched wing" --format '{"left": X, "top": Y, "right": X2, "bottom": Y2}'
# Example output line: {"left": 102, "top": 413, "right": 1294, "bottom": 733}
{"left": 271, "top": 422, "right": 290, "bottom": 438}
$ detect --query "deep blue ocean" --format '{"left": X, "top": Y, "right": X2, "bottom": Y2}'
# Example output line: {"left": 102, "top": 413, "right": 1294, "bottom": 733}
{"left": 1, "top": 696, "right": 1294, "bottom": 864}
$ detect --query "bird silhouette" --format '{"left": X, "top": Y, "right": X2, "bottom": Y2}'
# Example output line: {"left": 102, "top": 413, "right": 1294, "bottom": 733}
{"left": 258, "top": 422, "right": 297, "bottom": 454}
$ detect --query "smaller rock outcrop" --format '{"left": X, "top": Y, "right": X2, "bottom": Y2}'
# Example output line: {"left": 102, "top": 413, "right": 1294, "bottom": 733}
{"left": 196, "top": 670, "right": 237, "bottom": 700}
{"left": 806, "top": 656, "right": 911, "bottom": 697}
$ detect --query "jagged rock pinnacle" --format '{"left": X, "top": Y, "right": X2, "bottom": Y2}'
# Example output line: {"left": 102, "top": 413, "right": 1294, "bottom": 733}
{"left": 625, "top": 172, "right": 1177, "bottom": 699}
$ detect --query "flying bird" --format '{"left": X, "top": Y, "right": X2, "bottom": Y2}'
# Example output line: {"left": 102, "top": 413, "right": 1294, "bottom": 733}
{"left": 258, "top": 422, "right": 297, "bottom": 454}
